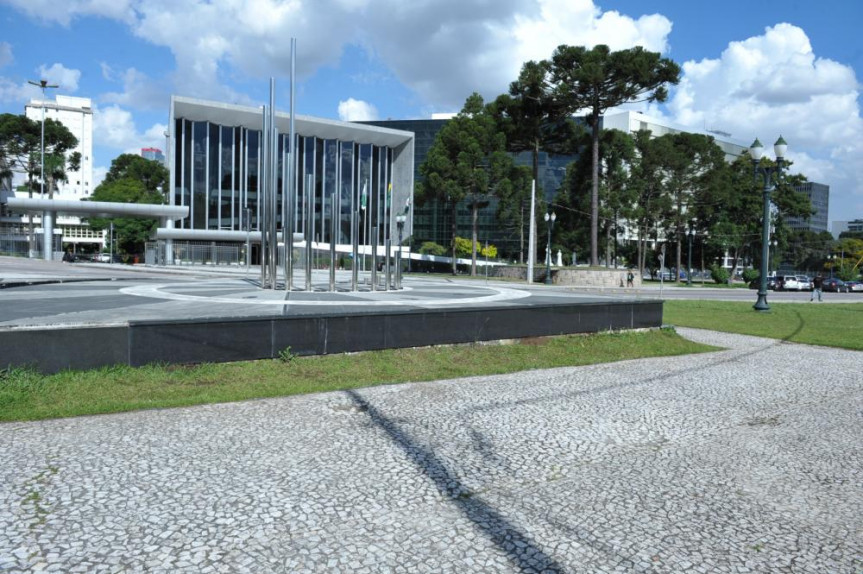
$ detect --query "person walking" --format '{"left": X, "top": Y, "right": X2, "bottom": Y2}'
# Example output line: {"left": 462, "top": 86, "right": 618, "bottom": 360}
{"left": 626, "top": 270, "right": 635, "bottom": 288}
{"left": 811, "top": 273, "right": 824, "bottom": 302}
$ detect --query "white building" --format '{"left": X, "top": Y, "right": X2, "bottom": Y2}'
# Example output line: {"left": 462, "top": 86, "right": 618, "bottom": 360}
{"left": 602, "top": 110, "right": 749, "bottom": 162}
{"left": 24, "top": 95, "right": 94, "bottom": 198}
{"left": 9, "top": 95, "right": 103, "bottom": 254}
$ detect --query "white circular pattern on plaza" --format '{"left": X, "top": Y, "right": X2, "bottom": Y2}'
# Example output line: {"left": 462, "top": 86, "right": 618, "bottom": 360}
{"left": 119, "top": 278, "right": 533, "bottom": 307}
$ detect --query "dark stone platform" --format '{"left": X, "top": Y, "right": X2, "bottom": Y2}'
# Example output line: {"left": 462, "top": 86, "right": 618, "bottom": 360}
{"left": 0, "top": 266, "right": 662, "bottom": 373}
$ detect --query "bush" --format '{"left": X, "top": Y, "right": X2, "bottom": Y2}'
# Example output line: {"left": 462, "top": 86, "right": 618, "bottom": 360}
{"left": 418, "top": 242, "right": 447, "bottom": 256}
{"left": 710, "top": 264, "right": 730, "bottom": 284}
{"left": 742, "top": 268, "right": 759, "bottom": 283}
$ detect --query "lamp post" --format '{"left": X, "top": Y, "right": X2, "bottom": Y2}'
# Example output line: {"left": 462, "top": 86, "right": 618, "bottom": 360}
{"left": 686, "top": 221, "right": 694, "bottom": 287}
{"left": 27, "top": 79, "right": 59, "bottom": 260}
{"left": 543, "top": 211, "right": 556, "bottom": 285}
{"left": 395, "top": 214, "right": 406, "bottom": 289}
{"left": 749, "top": 136, "right": 788, "bottom": 312}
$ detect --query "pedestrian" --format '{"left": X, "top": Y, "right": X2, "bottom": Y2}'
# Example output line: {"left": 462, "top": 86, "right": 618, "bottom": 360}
{"left": 626, "top": 270, "right": 635, "bottom": 288}
{"left": 811, "top": 273, "right": 823, "bottom": 302}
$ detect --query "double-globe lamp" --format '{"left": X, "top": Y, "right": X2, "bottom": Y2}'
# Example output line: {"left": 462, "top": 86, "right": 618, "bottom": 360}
{"left": 749, "top": 135, "right": 787, "bottom": 312}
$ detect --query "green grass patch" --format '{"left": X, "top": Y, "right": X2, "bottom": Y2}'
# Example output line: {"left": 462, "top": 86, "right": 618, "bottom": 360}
{"left": 0, "top": 328, "right": 715, "bottom": 422}
{"left": 664, "top": 300, "right": 863, "bottom": 350}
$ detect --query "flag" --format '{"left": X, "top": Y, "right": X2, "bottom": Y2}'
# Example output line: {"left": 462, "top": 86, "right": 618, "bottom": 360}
{"left": 360, "top": 182, "right": 367, "bottom": 210}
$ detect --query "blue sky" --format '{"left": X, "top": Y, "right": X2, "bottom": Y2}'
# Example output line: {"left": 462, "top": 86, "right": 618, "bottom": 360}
{"left": 1, "top": 0, "right": 861, "bottom": 223}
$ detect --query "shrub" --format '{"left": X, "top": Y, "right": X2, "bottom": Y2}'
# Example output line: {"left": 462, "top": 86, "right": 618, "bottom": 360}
{"left": 710, "top": 264, "right": 730, "bottom": 284}
{"left": 419, "top": 242, "right": 447, "bottom": 256}
{"left": 742, "top": 268, "right": 759, "bottom": 283}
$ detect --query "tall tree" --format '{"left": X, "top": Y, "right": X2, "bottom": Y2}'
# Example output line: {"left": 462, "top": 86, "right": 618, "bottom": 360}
{"left": 85, "top": 154, "right": 170, "bottom": 255}
{"left": 549, "top": 44, "right": 680, "bottom": 267}
{"left": 490, "top": 60, "right": 581, "bottom": 262}
{"left": 654, "top": 132, "right": 728, "bottom": 277}
{"left": 417, "top": 93, "right": 512, "bottom": 275}
{"left": 0, "top": 113, "right": 79, "bottom": 253}
{"left": 103, "top": 153, "right": 170, "bottom": 194}
{"left": 555, "top": 128, "right": 634, "bottom": 267}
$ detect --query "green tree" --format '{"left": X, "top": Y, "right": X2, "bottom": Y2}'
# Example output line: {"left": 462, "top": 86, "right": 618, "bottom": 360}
{"left": 494, "top": 164, "right": 533, "bottom": 261}
{"left": 0, "top": 113, "right": 79, "bottom": 254}
{"left": 654, "top": 132, "right": 728, "bottom": 277}
{"left": 549, "top": 44, "right": 680, "bottom": 267}
{"left": 103, "top": 153, "right": 169, "bottom": 194}
{"left": 490, "top": 60, "right": 581, "bottom": 261}
{"left": 698, "top": 155, "right": 810, "bottom": 276}
{"left": 627, "top": 131, "right": 673, "bottom": 274}
{"left": 85, "top": 154, "right": 170, "bottom": 255}
{"left": 417, "top": 93, "right": 513, "bottom": 275}
{"left": 555, "top": 128, "right": 635, "bottom": 267}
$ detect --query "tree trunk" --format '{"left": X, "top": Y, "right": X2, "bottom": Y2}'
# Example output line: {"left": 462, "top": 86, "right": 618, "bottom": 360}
{"left": 605, "top": 223, "right": 612, "bottom": 268}
{"left": 590, "top": 115, "right": 600, "bottom": 267}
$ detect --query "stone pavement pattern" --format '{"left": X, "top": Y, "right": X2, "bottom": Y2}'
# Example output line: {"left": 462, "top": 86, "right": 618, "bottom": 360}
{"left": 0, "top": 328, "right": 861, "bottom": 573}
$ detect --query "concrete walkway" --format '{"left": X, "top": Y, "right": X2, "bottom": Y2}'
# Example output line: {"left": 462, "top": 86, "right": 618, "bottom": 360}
{"left": 1, "top": 328, "right": 860, "bottom": 573}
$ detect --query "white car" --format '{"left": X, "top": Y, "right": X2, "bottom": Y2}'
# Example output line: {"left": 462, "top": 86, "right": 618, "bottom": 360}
{"left": 778, "top": 275, "right": 803, "bottom": 291}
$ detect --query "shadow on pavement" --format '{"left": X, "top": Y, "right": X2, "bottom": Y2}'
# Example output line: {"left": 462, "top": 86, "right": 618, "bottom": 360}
{"left": 345, "top": 389, "right": 566, "bottom": 573}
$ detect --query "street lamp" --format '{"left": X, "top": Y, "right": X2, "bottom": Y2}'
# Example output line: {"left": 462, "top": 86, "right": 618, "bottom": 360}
{"left": 686, "top": 221, "right": 694, "bottom": 287}
{"left": 27, "top": 79, "right": 59, "bottom": 260}
{"left": 749, "top": 136, "right": 787, "bottom": 312}
{"left": 543, "top": 211, "right": 556, "bottom": 285}
{"left": 395, "top": 214, "right": 406, "bottom": 289}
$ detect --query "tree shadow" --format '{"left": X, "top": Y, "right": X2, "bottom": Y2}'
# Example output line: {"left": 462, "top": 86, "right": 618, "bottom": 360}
{"left": 345, "top": 389, "right": 567, "bottom": 573}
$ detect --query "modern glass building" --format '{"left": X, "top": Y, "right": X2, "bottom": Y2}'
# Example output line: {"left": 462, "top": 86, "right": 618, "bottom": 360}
{"left": 159, "top": 96, "right": 415, "bottom": 265}
{"left": 788, "top": 182, "right": 829, "bottom": 234}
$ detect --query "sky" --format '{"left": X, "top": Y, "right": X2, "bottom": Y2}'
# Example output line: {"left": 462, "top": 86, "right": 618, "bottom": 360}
{"left": 1, "top": 0, "right": 861, "bottom": 225}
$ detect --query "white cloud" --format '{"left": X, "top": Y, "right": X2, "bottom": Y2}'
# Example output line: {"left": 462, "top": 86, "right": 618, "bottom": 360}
{"left": 0, "top": 42, "right": 13, "bottom": 68}
{"left": 0, "top": 0, "right": 136, "bottom": 26}
{"left": 668, "top": 23, "right": 863, "bottom": 218}
{"left": 0, "top": 77, "right": 41, "bottom": 104}
{"left": 92, "top": 165, "right": 108, "bottom": 189}
{"left": 2, "top": 0, "right": 675, "bottom": 111}
{"left": 93, "top": 104, "right": 167, "bottom": 152}
{"left": 100, "top": 65, "right": 168, "bottom": 110}
{"left": 37, "top": 63, "right": 82, "bottom": 92}
{"left": 338, "top": 98, "right": 378, "bottom": 121}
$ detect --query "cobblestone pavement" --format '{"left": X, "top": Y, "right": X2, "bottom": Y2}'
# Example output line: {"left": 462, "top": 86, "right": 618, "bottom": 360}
{"left": 1, "top": 328, "right": 861, "bottom": 573}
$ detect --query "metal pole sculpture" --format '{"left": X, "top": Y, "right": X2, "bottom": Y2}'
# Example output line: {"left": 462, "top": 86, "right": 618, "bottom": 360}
{"left": 285, "top": 38, "right": 297, "bottom": 291}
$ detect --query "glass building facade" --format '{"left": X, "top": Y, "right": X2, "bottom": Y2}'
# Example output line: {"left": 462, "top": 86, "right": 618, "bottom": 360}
{"left": 788, "top": 182, "right": 829, "bottom": 234}
{"left": 165, "top": 97, "right": 414, "bottom": 254}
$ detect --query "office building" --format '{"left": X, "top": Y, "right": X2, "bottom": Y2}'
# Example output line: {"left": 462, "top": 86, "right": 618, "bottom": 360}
{"left": 141, "top": 147, "right": 166, "bottom": 164}
{"left": 24, "top": 95, "right": 94, "bottom": 197}
{"left": 158, "top": 96, "right": 414, "bottom": 262}
{"left": 787, "top": 182, "right": 829, "bottom": 234}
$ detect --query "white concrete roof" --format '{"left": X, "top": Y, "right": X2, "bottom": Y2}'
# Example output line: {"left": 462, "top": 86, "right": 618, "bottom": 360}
{"left": 172, "top": 96, "right": 413, "bottom": 148}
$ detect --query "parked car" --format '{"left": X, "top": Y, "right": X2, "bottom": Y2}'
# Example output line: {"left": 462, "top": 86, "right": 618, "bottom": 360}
{"left": 797, "top": 275, "right": 814, "bottom": 291}
{"left": 748, "top": 276, "right": 779, "bottom": 290}
{"left": 845, "top": 280, "right": 863, "bottom": 292}
{"left": 777, "top": 275, "right": 804, "bottom": 291}
{"left": 822, "top": 278, "right": 849, "bottom": 293}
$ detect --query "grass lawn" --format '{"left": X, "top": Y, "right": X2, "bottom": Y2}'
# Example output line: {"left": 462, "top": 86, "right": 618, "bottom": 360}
{"left": 0, "top": 328, "right": 716, "bottom": 423}
{"left": 664, "top": 300, "right": 863, "bottom": 350}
